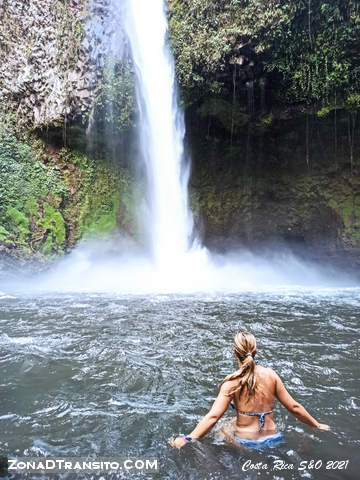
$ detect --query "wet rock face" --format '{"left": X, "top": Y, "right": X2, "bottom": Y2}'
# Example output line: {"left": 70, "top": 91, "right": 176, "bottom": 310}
{"left": 0, "top": 0, "right": 112, "bottom": 127}
{"left": 188, "top": 112, "right": 360, "bottom": 269}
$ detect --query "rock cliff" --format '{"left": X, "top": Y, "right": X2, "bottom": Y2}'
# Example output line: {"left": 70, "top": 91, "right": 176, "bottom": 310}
{"left": 0, "top": 0, "right": 114, "bottom": 127}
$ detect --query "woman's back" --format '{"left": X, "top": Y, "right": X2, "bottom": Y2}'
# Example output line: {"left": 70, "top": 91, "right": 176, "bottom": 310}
{"left": 169, "top": 330, "right": 329, "bottom": 449}
{"left": 228, "top": 365, "right": 277, "bottom": 435}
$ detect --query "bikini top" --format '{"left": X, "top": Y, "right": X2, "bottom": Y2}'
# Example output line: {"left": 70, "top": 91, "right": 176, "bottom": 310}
{"left": 229, "top": 359, "right": 273, "bottom": 432}
{"left": 230, "top": 402, "right": 273, "bottom": 431}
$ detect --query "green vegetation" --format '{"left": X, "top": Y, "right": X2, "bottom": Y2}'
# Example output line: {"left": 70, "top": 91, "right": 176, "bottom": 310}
{"left": 169, "top": 0, "right": 292, "bottom": 92}
{"left": 58, "top": 148, "right": 136, "bottom": 242}
{"left": 0, "top": 130, "right": 66, "bottom": 209}
{"left": 5, "top": 208, "right": 30, "bottom": 247}
{"left": 39, "top": 203, "right": 66, "bottom": 252}
{"left": 0, "top": 226, "right": 10, "bottom": 242}
{"left": 55, "top": 0, "right": 85, "bottom": 63}
{"left": 168, "top": 0, "right": 360, "bottom": 110}
{"left": 265, "top": 1, "right": 360, "bottom": 107}
{"left": 0, "top": 125, "right": 137, "bottom": 259}
{"left": 328, "top": 196, "right": 360, "bottom": 247}
{"left": 0, "top": 128, "right": 68, "bottom": 254}
{"left": 94, "top": 59, "right": 136, "bottom": 133}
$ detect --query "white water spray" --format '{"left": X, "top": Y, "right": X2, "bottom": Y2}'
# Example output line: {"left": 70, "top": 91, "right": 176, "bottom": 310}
{"left": 125, "top": 0, "right": 195, "bottom": 270}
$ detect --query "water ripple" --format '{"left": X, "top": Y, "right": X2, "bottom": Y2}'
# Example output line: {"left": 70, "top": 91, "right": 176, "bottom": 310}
{"left": 0, "top": 291, "right": 358, "bottom": 479}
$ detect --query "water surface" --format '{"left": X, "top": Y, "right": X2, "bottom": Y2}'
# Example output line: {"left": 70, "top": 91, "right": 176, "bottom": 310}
{"left": 0, "top": 289, "right": 359, "bottom": 479}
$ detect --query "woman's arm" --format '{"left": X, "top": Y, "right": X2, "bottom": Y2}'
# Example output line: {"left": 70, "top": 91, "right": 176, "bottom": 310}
{"left": 169, "top": 381, "right": 234, "bottom": 448}
{"left": 273, "top": 370, "right": 330, "bottom": 430}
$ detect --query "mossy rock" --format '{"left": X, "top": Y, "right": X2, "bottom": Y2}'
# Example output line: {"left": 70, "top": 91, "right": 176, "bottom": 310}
{"left": 5, "top": 207, "right": 30, "bottom": 246}
{"left": 0, "top": 226, "right": 10, "bottom": 242}
{"left": 37, "top": 202, "right": 66, "bottom": 252}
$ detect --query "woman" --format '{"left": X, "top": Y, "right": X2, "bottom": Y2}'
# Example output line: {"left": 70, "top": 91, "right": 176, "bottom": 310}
{"left": 169, "top": 331, "right": 330, "bottom": 449}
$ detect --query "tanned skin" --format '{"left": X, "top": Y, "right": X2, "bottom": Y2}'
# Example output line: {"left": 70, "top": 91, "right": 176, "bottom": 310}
{"left": 169, "top": 348, "right": 330, "bottom": 449}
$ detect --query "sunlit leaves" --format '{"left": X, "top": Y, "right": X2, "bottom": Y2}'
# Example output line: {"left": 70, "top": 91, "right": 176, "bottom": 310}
{"left": 168, "top": 0, "right": 360, "bottom": 108}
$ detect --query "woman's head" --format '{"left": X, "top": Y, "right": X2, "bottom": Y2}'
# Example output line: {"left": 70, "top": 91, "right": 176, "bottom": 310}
{"left": 221, "top": 330, "right": 259, "bottom": 400}
{"left": 233, "top": 331, "right": 258, "bottom": 362}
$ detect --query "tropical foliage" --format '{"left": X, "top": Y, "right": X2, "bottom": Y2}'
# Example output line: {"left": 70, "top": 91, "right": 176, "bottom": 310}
{"left": 168, "top": 0, "right": 360, "bottom": 109}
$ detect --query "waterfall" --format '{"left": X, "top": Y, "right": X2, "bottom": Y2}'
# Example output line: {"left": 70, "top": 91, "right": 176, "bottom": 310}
{"left": 11, "top": 2, "right": 356, "bottom": 294}
{"left": 124, "top": 0, "right": 194, "bottom": 270}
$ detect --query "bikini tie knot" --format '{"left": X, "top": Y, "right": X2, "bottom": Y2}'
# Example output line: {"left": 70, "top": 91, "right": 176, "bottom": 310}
{"left": 259, "top": 413, "right": 265, "bottom": 430}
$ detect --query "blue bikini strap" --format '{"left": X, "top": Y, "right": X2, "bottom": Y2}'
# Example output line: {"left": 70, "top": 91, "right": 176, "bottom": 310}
{"left": 230, "top": 405, "right": 273, "bottom": 431}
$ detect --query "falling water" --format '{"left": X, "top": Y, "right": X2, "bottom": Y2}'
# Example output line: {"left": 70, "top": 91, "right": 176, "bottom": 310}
{"left": 124, "top": 0, "right": 194, "bottom": 270}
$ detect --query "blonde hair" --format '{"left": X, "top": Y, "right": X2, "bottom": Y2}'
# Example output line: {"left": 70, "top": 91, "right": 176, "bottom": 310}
{"left": 220, "top": 331, "right": 258, "bottom": 401}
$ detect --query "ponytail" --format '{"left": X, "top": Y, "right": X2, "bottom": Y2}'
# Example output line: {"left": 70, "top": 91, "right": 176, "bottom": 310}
{"left": 220, "top": 331, "right": 258, "bottom": 401}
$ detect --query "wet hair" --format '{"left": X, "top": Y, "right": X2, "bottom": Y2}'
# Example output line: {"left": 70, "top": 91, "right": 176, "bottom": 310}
{"left": 220, "top": 331, "right": 258, "bottom": 401}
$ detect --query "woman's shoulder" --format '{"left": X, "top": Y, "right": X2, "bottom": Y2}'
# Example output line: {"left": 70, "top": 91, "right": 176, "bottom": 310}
{"left": 255, "top": 365, "right": 279, "bottom": 386}
{"left": 219, "top": 375, "right": 240, "bottom": 395}
{"left": 221, "top": 365, "right": 276, "bottom": 378}
{"left": 256, "top": 364, "right": 277, "bottom": 376}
